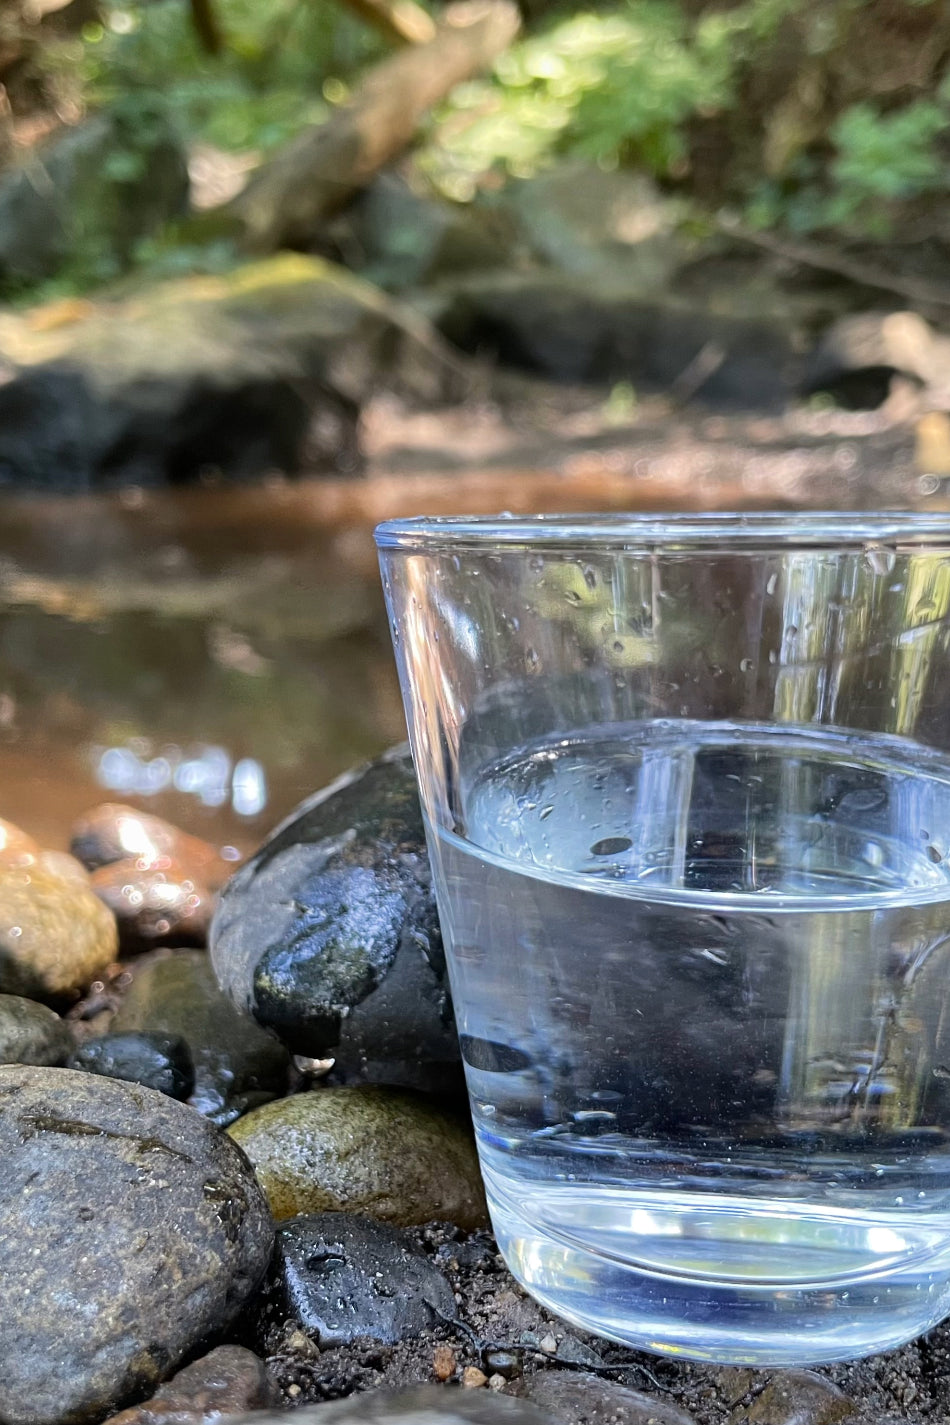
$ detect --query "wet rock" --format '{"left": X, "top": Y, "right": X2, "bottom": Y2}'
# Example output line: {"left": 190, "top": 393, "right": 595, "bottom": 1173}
{"left": 728, "top": 1371, "right": 855, "bottom": 1425}
{"left": 210, "top": 747, "right": 461, "bottom": 1094}
{"left": 507, "top": 162, "right": 684, "bottom": 288}
{"left": 802, "top": 311, "right": 950, "bottom": 409}
{"left": 255, "top": 1213, "right": 456, "bottom": 1348}
{"left": 0, "top": 254, "right": 456, "bottom": 490}
{"left": 0, "top": 817, "right": 40, "bottom": 866}
{"left": 0, "top": 102, "right": 189, "bottom": 291}
{"left": 68, "top": 1030, "right": 195, "bottom": 1100}
{"left": 435, "top": 272, "right": 794, "bottom": 410}
{"left": 521, "top": 1372, "right": 697, "bottom": 1425}
{"left": 224, "top": 1387, "right": 553, "bottom": 1424}
{"left": 72, "top": 803, "right": 236, "bottom": 892}
{"left": 0, "top": 861, "right": 118, "bottom": 1002}
{"left": 101, "top": 1346, "right": 277, "bottom": 1425}
{"left": 112, "top": 951, "right": 290, "bottom": 1126}
{"left": 228, "top": 1085, "right": 487, "bottom": 1228}
{"left": 90, "top": 858, "right": 215, "bottom": 950}
{"left": 337, "top": 171, "right": 514, "bottom": 293}
{"left": 0, "top": 993, "right": 72, "bottom": 1065}
{"left": 0, "top": 1066, "right": 273, "bottom": 1425}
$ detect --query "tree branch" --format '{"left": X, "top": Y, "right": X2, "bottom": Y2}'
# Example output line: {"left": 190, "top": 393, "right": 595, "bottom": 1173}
{"left": 334, "top": 0, "right": 436, "bottom": 46}
{"left": 189, "top": 0, "right": 223, "bottom": 55}
{"left": 229, "top": 0, "right": 520, "bottom": 253}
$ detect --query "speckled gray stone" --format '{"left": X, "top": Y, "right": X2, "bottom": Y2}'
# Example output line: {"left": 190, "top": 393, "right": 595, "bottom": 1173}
{"left": 210, "top": 749, "right": 461, "bottom": 1093}
{"left": 0, "top": 994, "right": 72, "bottom": 1065}
{"left": 0, "top": 1066, "right": 273, "bottom": 1425}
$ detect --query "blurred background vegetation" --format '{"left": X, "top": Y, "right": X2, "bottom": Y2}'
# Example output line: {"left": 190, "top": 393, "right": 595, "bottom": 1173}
{"left": 3, "top": 0, "right": 949, "bottom": 301}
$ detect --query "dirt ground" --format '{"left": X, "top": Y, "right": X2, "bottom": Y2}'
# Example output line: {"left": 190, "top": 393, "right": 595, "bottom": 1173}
{"left": 257, "top": 1222, "right": 950, "bottom": 1424}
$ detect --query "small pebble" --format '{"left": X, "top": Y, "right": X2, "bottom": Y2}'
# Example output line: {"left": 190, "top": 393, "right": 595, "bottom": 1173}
{"left": 729, "top": 1370, "right": 855, "bottom": 1425}
{"left": 432, "top": 1345, "right": 457, "bottom": 1382}
{"left": 71, "top": 803, "right": 234, "bottom": 891}
{"left": 484, "top": 1350, "right": 520, "bottom": 1380}
{"left": 68, "top": 1031, "right": 195, "bottom": 1099}
{"left": 462, "top": 1368, "right": 488, "bottom": 1390}
{"left": 100, "top": 1346, "right": 276, "bottom": 1425}
{"left": 0, "top": 862, "right": 118, "bottom": 1003}
{"left": 0, "top": 994, "right": 72, "bottom": 1066}
{"left": 90, "top": 859, "right": 214, "bottom": 950}
{"left": 0, "top": 818, "right": 39, "bottom": 866}
{"left": 538, "top": 1335, "right": 558, "bottom": 1356}
{"left": 487, "top": 1376, "right": 507, "bottom": 1393}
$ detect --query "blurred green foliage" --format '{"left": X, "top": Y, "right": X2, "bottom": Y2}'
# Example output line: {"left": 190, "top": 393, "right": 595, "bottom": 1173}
{"left": 81, "top": 0, "right": 387, "bottom": 153}
{"left": 420, "top": 0, "right": 950, "bottom": 237}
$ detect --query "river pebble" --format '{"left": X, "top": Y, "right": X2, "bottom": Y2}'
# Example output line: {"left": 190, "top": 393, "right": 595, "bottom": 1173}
{"left": 0, "top": 860, "right": 118, "bottom": 1001}
{"left": 101, "top": 1346, "right": 277, "bottom": 1425}
{"left": 522, "top": 1371, "right": 698, "bottom": 1425}
{"left": 112, "top": 951, "right": 290, "bottom": 1125}
{"left": 0, "top": 992, "right": 72, "bottom": 1064}
{"left": 229, "top": 1084, "right": 487, "bottom": 1228}
{"left": 255, "top": 1213, "right": 457, "bottom": 1348}
{"left": 0, "top": 1066, "right": 273, "bottom": 1425}
{"left": 210, "top": 749, "right": 461, "bottom": 1094}
{"left": 68, "top": 1029, "right": 195, "bottom": 1098}
{"left": 91, "top": 857, "right": 214, "bottom": 950}
{"left": 71, "top": 802, "right": 236, "bottom": 891}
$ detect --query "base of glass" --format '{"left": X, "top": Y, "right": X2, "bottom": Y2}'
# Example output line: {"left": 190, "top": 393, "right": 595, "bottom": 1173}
{"left": 485, "top": 1166, "right": 950, "bottom": 1365}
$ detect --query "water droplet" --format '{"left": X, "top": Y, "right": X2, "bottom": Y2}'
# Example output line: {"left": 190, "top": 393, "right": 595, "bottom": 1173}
{"left": 766, "top": 572, "right": 778, "bottom": 596}
{"left": 539, "top": 804, "right": 554, "bottom": 821}
{"left": 564, "top": 589, "right": 582, "bottom": 606}
{"left": 740, "top": 657, "right": 753, "bottom": 673}
{"left": 583, "top": 566, "right": 598, "bottom": 590}
{"left": 928, "top": 845, "right": 944, "bottom": 864}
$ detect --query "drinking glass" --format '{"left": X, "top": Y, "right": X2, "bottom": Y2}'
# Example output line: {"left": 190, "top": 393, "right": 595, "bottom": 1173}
{"left": 376, "top": 512, "right": 950, "bottom": 1364}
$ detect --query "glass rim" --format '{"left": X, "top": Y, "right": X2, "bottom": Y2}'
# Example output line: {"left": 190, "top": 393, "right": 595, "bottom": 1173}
{"left": 375, "top": 510, "right": 950, "bottom": 552}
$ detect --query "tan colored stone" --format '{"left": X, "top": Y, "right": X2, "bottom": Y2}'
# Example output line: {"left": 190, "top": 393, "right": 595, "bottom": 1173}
{"left": 0, "top": 862, "right": 118, "bottom": 1001}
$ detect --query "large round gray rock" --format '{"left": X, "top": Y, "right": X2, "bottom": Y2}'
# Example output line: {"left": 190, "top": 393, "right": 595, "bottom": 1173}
{"left": 257, "top": 1213, "right": 456, "bottom": 1348}
{"left": 210, "top": 749, "right": 461, "bottom": 1094}
{"left": 0, "top": 993, "right": 72, "bottom": 1065}
{"left": 0, "top": 1066, "right": 273, "bottom": 1425}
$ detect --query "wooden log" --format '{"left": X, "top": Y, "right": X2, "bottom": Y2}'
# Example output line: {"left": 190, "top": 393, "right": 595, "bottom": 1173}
{"left": 335, "top": 0, "right": 436, "bottom": 46}
{"left": 230, "top": 0, "right": 520, "bottom": 253}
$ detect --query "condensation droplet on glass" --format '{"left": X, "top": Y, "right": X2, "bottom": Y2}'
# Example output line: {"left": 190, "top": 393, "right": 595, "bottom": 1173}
{"left": 564, "top": 589, "right": 582, "bottom": 606}
{"left": 612, "top": 640, "right": 624, "bottom": 654}
{"left": 740, "top": 657, "right": 753, "bottom": 673}
{"left": 583, "top": 566, "right": 597, "bottom": 590}
{"left": 539, "top": 805, "right": 554, "bottom": 821}
{"left": 525, "top": 647, "right": 541, "bottom": 672}
{"left": 766, "top": 572, "right": 778, "bottom": 596}
{"left": 786, "top": 624, "right": 799, "bottom": 637}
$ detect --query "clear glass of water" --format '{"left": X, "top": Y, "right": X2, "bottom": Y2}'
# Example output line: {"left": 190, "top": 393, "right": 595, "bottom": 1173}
{"left": 375, "top": 512, "right": 950, "bottom": 1365}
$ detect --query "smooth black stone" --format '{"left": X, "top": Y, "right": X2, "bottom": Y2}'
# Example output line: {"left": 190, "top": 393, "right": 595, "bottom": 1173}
{"left": 256, "top": 1213, "right": 456, "bottom": 1349}
{"left": 211, "top": 749, "right": 462, "bottom": 1093}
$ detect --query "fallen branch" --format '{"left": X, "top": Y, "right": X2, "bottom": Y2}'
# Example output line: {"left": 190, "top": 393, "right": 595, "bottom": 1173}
{"left": 334, "top": 0, "right": 436, "bottom": 46}
{"left": 229, "top": 0, "right": 520, "bottom": 253}
{"left": 718, "top": 217, "right": 950, "bottom": 312}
